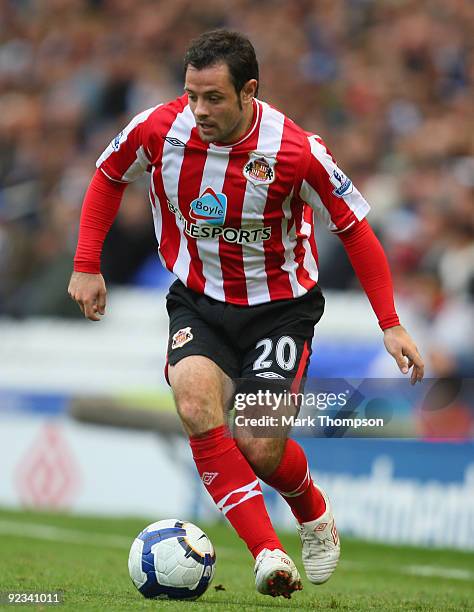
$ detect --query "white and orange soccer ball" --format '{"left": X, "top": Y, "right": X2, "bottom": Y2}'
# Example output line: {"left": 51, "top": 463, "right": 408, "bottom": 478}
{"left": 128, "top": 519, "right": 216, "bottom": 600}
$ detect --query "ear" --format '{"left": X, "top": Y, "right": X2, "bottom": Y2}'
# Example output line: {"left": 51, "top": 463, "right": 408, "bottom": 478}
{"left": 241, "top": 79, "right": 258, "bottom": 104}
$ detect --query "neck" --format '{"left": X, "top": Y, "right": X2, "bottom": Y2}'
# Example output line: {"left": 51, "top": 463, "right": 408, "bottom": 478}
{"left": 220, "top": 100, "right": 255, "bottom": 144}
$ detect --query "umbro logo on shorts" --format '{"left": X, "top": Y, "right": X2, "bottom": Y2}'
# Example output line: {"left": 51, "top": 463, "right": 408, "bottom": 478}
{"left": 171, "top": 327, "right": 193, "bottom": 349}
{"left": 255, "top": 372, "right": 285, "bottom": 379}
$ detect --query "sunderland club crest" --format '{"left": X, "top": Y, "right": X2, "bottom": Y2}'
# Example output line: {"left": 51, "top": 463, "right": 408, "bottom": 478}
{"left": 243, "top": 153, "right": 276, "bottom": 185}
{"left": 171, "top": 327, "right": 193, "bottom": 349}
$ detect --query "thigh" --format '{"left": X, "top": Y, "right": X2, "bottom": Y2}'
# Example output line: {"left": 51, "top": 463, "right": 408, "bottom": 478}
{"left": 166, "top": 285, "right": 240, "bottom": 381}
{"left": 168, "top": 355, "right": 236, "bottom": 435}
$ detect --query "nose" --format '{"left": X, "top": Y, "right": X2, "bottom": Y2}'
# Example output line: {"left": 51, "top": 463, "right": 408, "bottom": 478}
{"left": 194, "top": 98, "right": 209, "bottom": 119}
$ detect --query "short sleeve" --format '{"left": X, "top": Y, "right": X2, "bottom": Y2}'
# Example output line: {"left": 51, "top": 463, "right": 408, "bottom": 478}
{"left": 96, "top": 105, "right": 160, "bottom": 183}
{"left": 299, "top": 134, "right": 370, "bottom": 233}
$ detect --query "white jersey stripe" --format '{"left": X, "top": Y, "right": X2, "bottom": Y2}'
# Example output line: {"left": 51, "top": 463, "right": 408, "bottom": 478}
{"left": 121, "top": 145, "right": 151, "bottom": 182}
{"left": 300, "top": 179, "right": 338, "bottom": 231}
{"left": 195, "top": 144, "right": 230, "bottom": 301}
{"left": 279, "top": 191, "right": 304, "bottom": 297}
{"left": 149, "top": 171, "right": 167, "bottom": 268}
{"left": 307, "top": 135, "right": 370, "bottom": 222}
{"left": 161, "top": 105, "right": 195, "bottom": 282}
{"left": 95, "top": 105, "right": 160, "bottom": 180}
{"left": 301, "top": 219, "right": 319, "bottom": 283}
{"left": 242, "top": 101, "right": 285, "bottom": 305}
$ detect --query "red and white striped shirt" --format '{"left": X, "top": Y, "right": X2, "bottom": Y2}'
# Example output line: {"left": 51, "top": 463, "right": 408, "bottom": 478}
{"left": 96, "top": 94, "right": 370, "bottom": 306}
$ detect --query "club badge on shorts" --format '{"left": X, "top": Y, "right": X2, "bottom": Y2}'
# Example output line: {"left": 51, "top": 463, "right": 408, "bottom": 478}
{"left": 171, "top": 327, "right": 193, "bottom": 349}
{"left": 243, "top": 152, "right": 277, "bottom": 185}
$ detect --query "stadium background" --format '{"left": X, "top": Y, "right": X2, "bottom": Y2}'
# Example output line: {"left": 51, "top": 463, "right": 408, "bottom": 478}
{"left": 0, "top": 0, "right": 473, "bottom": 555}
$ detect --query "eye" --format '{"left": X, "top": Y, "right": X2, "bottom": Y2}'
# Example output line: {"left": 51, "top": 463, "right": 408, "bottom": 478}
{"left": 209, "top": 96, "right": 221, "bottom": 103}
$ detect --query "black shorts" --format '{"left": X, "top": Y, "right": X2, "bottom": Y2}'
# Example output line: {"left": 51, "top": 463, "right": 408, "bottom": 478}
{"left": 165, "top": 280, "right": 325, "bottom": 393}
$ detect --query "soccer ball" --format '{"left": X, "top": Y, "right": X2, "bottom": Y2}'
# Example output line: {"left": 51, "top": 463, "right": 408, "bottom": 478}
{"left": 128, "top": 519, "right": 216, "bottom": 600}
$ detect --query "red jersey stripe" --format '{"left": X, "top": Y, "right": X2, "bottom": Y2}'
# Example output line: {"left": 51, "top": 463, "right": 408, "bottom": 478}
{"left": 218, "top": 110, "right": 261, "bottom": 304}
{"left": 263, "top": 115, "right": 306, "bottom": 300}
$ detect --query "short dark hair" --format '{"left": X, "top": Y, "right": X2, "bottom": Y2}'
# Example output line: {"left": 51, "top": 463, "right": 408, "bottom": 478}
{"left": 184, "top": 29, "right": 259, "bottom": 96}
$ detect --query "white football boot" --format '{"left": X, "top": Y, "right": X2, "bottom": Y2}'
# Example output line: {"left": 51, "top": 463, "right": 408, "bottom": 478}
{"left": 296, "top": 486, "right": 340, "bottom": 584}
{"left": 254, "top": 548, "right": 303, "bottom": 598}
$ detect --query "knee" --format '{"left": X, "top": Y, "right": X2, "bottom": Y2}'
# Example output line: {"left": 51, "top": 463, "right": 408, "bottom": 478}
{"left": 236, "top": 438, "right": 284, "bottom": 478}
{"left": 174, "top": 395, "right": 204, "bottom": 430}
{"left": 172, "top": 384, "right": 220, "bottom": 435}
{"left": 168, "top": 357, "right": 225, "bottom": 435}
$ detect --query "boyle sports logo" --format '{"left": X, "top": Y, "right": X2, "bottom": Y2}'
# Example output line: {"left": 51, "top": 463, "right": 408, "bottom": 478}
{"left": 190, "top": 187, "right": 227, "bottom": 226}
{"left": 167, "top": 186, "right": 272, "bottom": 245}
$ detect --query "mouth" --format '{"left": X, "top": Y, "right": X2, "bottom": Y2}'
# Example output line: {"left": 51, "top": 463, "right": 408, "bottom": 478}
{"left": 197, "top": 122, "right": 216, "bottom": 134}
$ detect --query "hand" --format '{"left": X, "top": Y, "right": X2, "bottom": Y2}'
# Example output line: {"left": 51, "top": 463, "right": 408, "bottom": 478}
{"left": 383, "top": 325, "right": 424, "bottom": 384}
{"left": 68, "top": 271, "right": 107, "bottom": 321}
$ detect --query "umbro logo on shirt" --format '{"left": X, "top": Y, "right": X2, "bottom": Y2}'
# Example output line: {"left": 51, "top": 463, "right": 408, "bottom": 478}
{"left": 163, "top": 136, "right": 186, "bottom": 147}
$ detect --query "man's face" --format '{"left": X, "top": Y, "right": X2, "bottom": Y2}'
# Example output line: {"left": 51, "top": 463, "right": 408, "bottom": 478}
{"left": 185, "top": 62, "right": 255, "bottom": 144}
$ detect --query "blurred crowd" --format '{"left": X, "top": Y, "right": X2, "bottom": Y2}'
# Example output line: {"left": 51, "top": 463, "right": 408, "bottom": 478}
{"left": 0, "top": 0, "right": 472, "bottom": 376}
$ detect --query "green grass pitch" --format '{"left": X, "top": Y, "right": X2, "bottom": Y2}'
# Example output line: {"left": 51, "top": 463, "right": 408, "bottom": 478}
{"left": 0, "top": 508, "right": 472, "bottom": 611}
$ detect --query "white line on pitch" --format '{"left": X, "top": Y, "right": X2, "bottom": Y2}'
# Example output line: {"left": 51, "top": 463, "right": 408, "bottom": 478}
{"left": 0, "top": 520, "right": 472, "bottom": 581}
{"left": 0, "top": 520, "right": 131, "bottom": 548}
{"left": 0, "top": 519, "right": 237, "bottom": 557}
{"left": 405, "top": 564, "right": 473, "bottom": 580}
{"left": 340, "top": 559, "right": 473, "bottom": 582}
